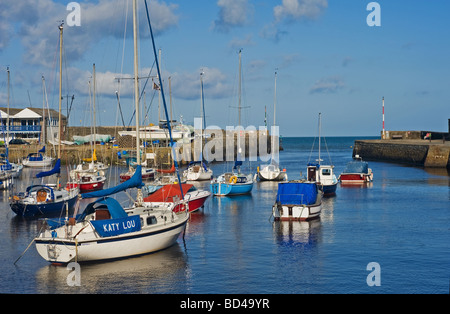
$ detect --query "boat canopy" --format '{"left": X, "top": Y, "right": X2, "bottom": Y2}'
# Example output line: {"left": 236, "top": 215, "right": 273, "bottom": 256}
{"left": 143, "top": 183, "right": 194, "bottom": 202}
{"left": 26, "top": 153, "right": 44, "bottom": 162}
{"left": 342, "top": 160, "right": 369, "bottom": 174}
{"left": 81, "top": 197, "right": 141, "bottom": 237}
{"left": 188, "top": 161, "right": 208, "bottom": 171}
{"left": 38, "top": 146, "right": 46, "bottom": 153}
{"left": 81, "top": 165, "right": 144, "bottom": 199}
{"left": 276, "top": 182, "right": 318, "bottom": 205}
{"left": 0, "top": 160, "right": 12, "bottom": 171}
{"left": 25, "top": 184, "right": 55, "bottom": 196}
{"left": 81, "top": 197, "right": 128, "bottom": 220}
{"left": 36, "top": 159, "right": 60, "bottom": 178}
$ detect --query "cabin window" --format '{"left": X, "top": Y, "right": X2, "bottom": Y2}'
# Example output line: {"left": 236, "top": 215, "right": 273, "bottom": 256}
{"left": 322, "top": 169, "right": 331, "bottom": 176}
{"left": 147, "top": 216, "right": 157, "bottom": 225}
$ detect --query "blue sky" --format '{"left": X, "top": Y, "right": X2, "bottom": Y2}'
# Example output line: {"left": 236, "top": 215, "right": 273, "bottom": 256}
{"left": 0, "top": 0, "right": 449, "bottom": 137}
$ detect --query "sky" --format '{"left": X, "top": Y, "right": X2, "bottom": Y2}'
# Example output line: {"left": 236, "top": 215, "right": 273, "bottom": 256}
{"left": 0, "top": 0, "right": 449, "bottom": 137}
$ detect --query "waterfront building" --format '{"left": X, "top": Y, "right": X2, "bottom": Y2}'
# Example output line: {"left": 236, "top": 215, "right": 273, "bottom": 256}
{"left": 0, "top": 107, "right": 66, "bottom": 144}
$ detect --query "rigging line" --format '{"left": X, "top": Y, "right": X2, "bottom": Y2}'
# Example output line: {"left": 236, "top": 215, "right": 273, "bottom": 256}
{"left": 144, "top": 0, "right": 184, "bottom": 199}
{"left": 115, "top": 91, "right": 126, "bottom": 128}
{"left": 144, "top": 88, "right": 157, "bottom": 123}
{"left": 126, "top": 60, "right": 156, "bottom": 127}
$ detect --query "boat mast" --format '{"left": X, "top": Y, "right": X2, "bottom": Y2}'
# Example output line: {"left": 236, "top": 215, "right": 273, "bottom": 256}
{"left": 41, "top": 77, "right": 46, "bottom": 145}
{"left": 238, "top": 49, "right": 242, "bottom": 126}
{"left": 6, "top": 67, "right": 10, "bottom": 147}
{"left": 132, "top": 0, "right": 140, "bottom": 166}
{"left": 271, "top": 70, "right": 277, "bottom": 161}
{"left": 132, "top": 0, "right": 143, "bottom": 203}
{"left": 200, "top": 71, "right": 206, "bottom": 130}
{"left": 56, "top": 22, "right": 63, "bottom": 189}
{"left": 273, "top": 70, "right": 277, "bottom": 127}
{"left": 58, "top": 22, "right": 63, "bottom": 160}
{"left": 92, "top": 63, "right": 97, "bottom": 162}
{"left": 318, "top": 112, "right": 321, "bottom": 165}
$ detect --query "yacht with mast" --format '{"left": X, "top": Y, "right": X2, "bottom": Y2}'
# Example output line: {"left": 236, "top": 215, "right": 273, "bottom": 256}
{"left": 34, "top": 0, "right": 189, "bottom": 263}
{"left": 306, "top": 113, "right": 338, "bottom": 195}
{"left": 210, "top": 50, "right": 254, "bottom": 196}
{"left": 257, "top": 71, "right": 287, "bottom": 182}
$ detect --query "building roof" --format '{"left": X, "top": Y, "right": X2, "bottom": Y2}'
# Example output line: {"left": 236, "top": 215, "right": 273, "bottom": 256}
{"left": 0, "top": 107, "right": 65, "bottom": 120}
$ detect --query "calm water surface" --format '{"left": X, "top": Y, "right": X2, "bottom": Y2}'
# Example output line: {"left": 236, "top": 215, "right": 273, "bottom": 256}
{"left": 1, "top": 137, "right": 449, "bottom": 294}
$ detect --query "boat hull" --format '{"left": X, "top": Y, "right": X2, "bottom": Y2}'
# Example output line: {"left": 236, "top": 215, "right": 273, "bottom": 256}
{"left": 257, "top": 170, "right": 287, "bottom": 181}
{"left": 184, "top": 169, "right": 213, "bottom": 181}
{"left": 67, "top": 178, "right": 106, "bottom": 193}
{"left": 35, "top": 214, "right": 188, "bottom": 263}
{"left": 272, "top": 203, "right": 322, "bottom": 221}
{"left": 120, "top": 168, "right": 155, "bottom": 182}
{"left": 320, "top": 182, "right": 338, "bottom": 195}
{"left": 22, "top": 158, "right": 54, "bottom": 168}
{"left": 10, "top": 194, "right": 78, "bottom": 217}
{"left": 173, "top": 193, "right": 210, "bottom": 213}
{"left": 339, "top": 173, "right": 373, "bottom": 184}
{"left": 210, "top": 181, "right": 253, "bottom": 196}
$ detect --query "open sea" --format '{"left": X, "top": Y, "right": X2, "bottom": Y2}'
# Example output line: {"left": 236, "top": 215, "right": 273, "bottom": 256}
{"left": 0, "top": 136, "right": 449, "bottom": 295}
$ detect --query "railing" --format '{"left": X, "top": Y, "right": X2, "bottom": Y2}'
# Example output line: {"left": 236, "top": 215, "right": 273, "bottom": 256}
{"left": 276, "top": 194, "right": 305, "bottom": 204}
{"left": 0, "top": 126, "right": 41, "bottom": 132}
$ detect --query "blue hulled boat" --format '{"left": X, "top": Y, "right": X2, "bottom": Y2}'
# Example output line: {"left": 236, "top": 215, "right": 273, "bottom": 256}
{"left": 10, "top": 159, "right": 79, "bottom": 217}
{"left": 210, "top": 160, "right": 254, "bottom": 196}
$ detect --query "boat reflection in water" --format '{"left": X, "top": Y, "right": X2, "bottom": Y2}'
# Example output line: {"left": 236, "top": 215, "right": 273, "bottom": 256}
{"left": 35, "top": 244, "right": 188, "bottom": 293}
{"left": 272, "top": 219, "right": 322, "bottom": 248}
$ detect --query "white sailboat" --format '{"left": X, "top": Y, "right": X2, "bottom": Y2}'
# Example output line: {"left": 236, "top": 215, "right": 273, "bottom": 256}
{"left": 183, "top": 72, "right": 213, "bottom": 181}
{"left": 0, "top": 67, "right": 23, "bottom": 188}
{"left": 34, "top": 0, "right": 189, "bottom": 263}
{"left": 257, "top": 71, "right": 287, "bottom": 181}
{"left": 22, "top": 77, "right": 54, "bottom": 168}
{"left": 306, "top": 113, "right": 338, "bottom": 195}
{"left": 69, "top": 64, "right": 107, "bottom": 193}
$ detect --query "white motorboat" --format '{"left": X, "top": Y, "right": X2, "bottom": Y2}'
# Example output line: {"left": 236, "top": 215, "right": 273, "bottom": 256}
{"left": 272, "top": 181, "right": 323, "bottom": 221}
{"left": 257, "top": 160, "right": 287, "bottom": 181}
{"left": 183, "top": 161, "right": 213, "bottom": 181}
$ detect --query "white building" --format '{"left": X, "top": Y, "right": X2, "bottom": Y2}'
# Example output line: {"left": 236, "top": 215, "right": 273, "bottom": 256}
{"left": 0, "top": 107, "right": 66, "bottom": 143}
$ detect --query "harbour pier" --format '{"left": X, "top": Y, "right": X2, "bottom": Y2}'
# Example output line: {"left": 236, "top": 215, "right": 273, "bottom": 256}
{"left": 353, "top": 122, "right": 450, "bottom": 168}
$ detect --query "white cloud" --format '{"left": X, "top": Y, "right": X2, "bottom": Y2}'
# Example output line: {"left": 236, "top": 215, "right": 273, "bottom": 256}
{"left": 263, "top": 0, "right": 328, "bottom": 41}
{"left": 68, "top": 65, "right": 231, "bottom": 103}
{"left": 169, "top": 67, "right": 232, "bottom": 100}
{"left": 1, "top": 0, "right": 179, "bottom": 67}
{"left": 228, "top": 34, "right": 255, "bottom": 50}
{"left": 274, "top": 0, "right": 328, "bottom": 23}
{"left": 213, "top": 0, "right": 253, "bottom": 32}
{"left": 309, "top": 76, "right": 345, "bottom": 94}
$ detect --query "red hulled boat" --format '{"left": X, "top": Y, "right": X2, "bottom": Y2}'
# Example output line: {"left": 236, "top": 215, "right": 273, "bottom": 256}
{"left": 143, "top": 183, "right": 210, "bottom": 213}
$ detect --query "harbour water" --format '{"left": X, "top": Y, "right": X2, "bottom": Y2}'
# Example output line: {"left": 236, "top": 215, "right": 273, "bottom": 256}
{"left": 0, "top": 136, "right": 448, "bottom": 294}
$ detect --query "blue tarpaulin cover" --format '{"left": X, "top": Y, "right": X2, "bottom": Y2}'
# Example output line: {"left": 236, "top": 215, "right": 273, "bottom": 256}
{"left": 342, "top": 160, "right": 369, "bottom": 174}
{"left": 81, "top": 165, "right": 144, "bottom": 199}
{"left": 36, "top": 159, "right": 60, "bottom": 178}
{"left": 27, "top": 153, "right": 44, "bottom": 162}
{"left": 276, "top": 182, "right": 318, "bottom": 205}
